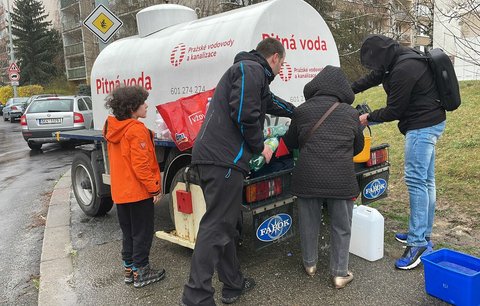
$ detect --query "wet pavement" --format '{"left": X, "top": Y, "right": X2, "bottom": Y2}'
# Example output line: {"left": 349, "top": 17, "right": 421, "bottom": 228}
{"left": 0, "top": 120, "right": 75, "bottom": 305}
{"left": 65, "top": 185, "right": 448, "bottom": 306}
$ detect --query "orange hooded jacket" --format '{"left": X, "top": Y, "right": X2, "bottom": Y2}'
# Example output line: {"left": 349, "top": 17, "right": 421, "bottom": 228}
{"left": 103, "top": 116, "right": 161, "bottom": 204}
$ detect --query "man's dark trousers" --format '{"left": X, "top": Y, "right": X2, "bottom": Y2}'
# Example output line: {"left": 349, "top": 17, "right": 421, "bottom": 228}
{"left": 182, "top": 165, "right": 245, "bottom": 306}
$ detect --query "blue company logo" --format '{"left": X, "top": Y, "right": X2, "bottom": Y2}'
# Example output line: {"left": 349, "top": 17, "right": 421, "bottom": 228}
{"left": 363, "top": 178, "right": 387, "bottom": 199}
{"left": 256, "top": 213, "right": 292, "bottom": 242}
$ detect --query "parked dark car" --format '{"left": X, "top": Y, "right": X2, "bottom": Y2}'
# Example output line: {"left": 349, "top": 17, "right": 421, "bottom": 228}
{"left": 0, "top": 103, "right": 4, "bottom": 115}
{"left": 3, "top": 97, "right": 29, "bottom": 122}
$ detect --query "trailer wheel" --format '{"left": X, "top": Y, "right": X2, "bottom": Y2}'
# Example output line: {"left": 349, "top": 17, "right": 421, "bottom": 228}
{"left": 72, "top": 152, "right": 113, "bottom": 216}
{"left": 168, "top": 167, "right": 187, "bottom": 224}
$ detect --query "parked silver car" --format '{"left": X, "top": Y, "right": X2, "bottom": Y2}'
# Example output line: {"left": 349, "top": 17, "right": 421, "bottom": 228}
{"left": 3, "top": 97, "right": 29, "bottom": 122}
{"left": 21, "top": 96, "right": 93, "bottom": 150}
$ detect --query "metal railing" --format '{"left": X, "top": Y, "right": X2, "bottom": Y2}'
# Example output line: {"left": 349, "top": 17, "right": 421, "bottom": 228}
{"left": 67, "top": 67, "right": 86, "bottom": 80}
{"left": 65, "top": 42, "right": 83, "bottom": 56}
{"left": 62, "top": 20, "right": 81, "bottom": 31}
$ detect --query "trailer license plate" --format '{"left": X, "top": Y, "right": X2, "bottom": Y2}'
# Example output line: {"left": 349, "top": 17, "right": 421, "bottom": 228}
{"left": 39, "top": 118, "right": 62, "bottom": 124}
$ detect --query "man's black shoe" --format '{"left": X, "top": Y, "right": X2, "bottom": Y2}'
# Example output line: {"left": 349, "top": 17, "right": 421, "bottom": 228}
{"left": 221, "top": 277, "right": 256, "bottom": 304}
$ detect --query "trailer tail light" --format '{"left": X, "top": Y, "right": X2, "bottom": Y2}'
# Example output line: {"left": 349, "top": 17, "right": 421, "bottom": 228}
{"left": 367, "top": 147, "right": 389, "bottom": 167}
{"left": 74, "top": 112, "right": 84, "bottom": 123}
{"left": 20, "top": 115, "right": 27, "bottom": 126}
{"left": 245, "top": 177, "right": 283, "bottom": 203}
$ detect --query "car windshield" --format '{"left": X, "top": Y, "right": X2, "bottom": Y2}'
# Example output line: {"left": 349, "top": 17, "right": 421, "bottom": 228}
{"left": 28, "top": 99, "right": 74, "bottom": 113}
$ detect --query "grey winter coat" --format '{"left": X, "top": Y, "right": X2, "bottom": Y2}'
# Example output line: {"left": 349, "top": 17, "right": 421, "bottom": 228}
{"left": 283, "top": 66, "right": 364, "bottom": 199}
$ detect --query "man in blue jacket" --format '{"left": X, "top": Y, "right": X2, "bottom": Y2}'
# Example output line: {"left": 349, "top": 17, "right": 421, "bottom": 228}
{"left": 352, "top": 34, "right": 446, "bottom": 270}
{"left": 181, "top": 38, "right": 294, "bottom": 306}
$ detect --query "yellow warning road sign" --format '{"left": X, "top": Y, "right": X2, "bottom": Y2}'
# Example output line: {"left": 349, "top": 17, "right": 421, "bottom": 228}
{"left": 83, "top": 4, "right": 123, "bottom": 43}
{"left": 93, "top": 13, "right": 114, "bottom": 34}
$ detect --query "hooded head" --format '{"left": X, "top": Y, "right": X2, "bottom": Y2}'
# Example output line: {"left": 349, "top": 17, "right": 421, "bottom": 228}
{"left": 360, "top": 34, "right": 399, "bottom": 72}
{"left": 303, "top": 65, "right": 355, "bottom": 104}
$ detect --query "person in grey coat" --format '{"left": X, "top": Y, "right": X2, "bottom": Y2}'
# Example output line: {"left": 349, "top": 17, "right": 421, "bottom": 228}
{"left": 283, "top": 65, "right": 364, "bottom": 289}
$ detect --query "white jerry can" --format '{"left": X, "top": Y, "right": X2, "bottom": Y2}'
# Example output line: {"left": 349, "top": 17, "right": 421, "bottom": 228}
{"left": 349, "top": 205, "right": 384, "bottom": 261}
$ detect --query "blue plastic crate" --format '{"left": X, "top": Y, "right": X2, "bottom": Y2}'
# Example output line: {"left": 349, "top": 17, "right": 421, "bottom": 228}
{"left": 421, "top": 248, "right": 480, "bottom": 306}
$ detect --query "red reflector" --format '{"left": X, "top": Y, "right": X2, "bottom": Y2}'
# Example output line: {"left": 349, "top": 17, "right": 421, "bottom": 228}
{"left": 74, "top": 112, "right": 84, "bottom": 123}
{"left": 20, "top": 115, "right": 27, "bottom": 126}
{"left": 176, "top": 190, "right": 193, "bottom": 214}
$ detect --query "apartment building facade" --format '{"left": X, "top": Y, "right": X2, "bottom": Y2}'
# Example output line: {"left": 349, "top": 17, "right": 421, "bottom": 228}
{"left": 60, "top": 0, "right": 98, "bottom": 84}
{"left": 0, "top": 3, "right": 8, "bottom": 85}
{"left": 433, "top": 0, "right": 480, "bottom": 80}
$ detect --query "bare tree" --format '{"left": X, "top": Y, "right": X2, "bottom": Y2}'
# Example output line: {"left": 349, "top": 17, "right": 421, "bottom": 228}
{"left": 434, "top": 0, "right": 480, "bottom": 67}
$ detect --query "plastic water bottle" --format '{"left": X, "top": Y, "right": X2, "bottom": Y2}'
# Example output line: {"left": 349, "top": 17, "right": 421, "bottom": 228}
{"left": 249, "top": 138, "right": 279, "bottom": 171}
{"left": 263, "top": 124, "right": 289, "bottom": 138}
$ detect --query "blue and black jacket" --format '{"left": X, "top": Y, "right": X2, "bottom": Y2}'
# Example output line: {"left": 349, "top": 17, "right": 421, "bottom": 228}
{"left": 192, "top": 50, "right": 295, "bottom": 174}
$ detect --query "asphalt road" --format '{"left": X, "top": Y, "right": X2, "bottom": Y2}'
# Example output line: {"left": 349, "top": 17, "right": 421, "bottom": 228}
{"left": 0, "top": 119, "right": 75, "bottom": 305}
{"left": 68, "top": 189, "right": 449, "bottom": 305}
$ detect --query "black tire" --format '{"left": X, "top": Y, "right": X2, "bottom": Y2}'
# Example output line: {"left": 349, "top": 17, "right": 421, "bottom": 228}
{"left": 27, "top": 142, "right": 42, "bottom": 150}
{"left": 168, "top": 166, "right": 187, "bottom": 224}
{"left": 71, "top": 152, "right": 113, "bottom": 216}
{"left": 4, "top": 115, "right": 8, "bottom": 121}
{"left": 10, "top": 118, "right": 16, "bottom": 123}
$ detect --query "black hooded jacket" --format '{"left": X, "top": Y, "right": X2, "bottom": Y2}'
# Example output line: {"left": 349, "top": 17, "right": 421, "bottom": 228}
{"left": 191, "top": 50, "right": 295, "bottom": 174}
{"left": 351, "top": 35, "right": 446, "bottom": 135}
{"left": 283, "top": 66, "right": 364, "bottom": 199}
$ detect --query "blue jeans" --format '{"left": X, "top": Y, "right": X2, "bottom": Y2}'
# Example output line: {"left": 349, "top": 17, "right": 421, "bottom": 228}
{"left": 405, "top": 121, "right": 446, "bottom": 247}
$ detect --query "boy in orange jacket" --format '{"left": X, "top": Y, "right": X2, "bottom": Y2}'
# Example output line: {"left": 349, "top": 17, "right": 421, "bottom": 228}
{"left": 103, "top": 85, "right": 165, "bottom": 288}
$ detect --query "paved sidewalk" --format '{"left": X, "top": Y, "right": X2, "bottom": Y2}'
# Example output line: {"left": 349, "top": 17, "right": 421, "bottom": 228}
{"left": 38, "top": 171, "right": 76, "bottom": 306}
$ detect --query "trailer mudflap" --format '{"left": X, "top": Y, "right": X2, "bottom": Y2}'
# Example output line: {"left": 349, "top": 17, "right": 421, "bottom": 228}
{"left": 357, "top": 165, "right": 389, "bottom": 205}
{"left": 251, "top": 197, "right": 295, "bottom": 251}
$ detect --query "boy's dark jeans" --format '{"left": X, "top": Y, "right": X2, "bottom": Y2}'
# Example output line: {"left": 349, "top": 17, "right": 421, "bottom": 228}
{"left": 116, "top": 198, "right": 154, "bottom": 268}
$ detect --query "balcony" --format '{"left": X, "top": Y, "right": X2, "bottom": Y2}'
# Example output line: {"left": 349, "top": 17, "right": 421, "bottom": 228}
{"left": 65, "top": 42, "right": 84, "bottom": 57}
{"left": 61, "top": 0, "right": 78, "bottom": 9}
{"left": 63, "top": 20, "right": 81, "bottom": 32}
{"left": 67, "top": 67, "right": 86, "bottom": 80}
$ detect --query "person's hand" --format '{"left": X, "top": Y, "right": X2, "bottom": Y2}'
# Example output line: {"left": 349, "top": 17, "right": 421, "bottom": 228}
{"left": 262, "top": 146, "right": 273, "bottom": 164}
{"left": 153, "top": 194, "right": 162, "bottom": 204}
{"left": 359, "top": 113, "right": 369, "bottom": 126}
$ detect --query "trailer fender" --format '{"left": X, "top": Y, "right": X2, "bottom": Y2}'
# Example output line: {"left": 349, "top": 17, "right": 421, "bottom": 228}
{"left": 163, "top": 152, "right": 192, "bottom": 194}
{"left": 91, "top": 149, "right": 111, "bottom": 198}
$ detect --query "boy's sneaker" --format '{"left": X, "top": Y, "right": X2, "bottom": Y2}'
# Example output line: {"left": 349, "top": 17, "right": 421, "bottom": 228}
{"left": 394, "top": 232, "right": 434, "bottom": 248}
{"left": 124, "top": 266, "right": 134, "bottom": 284}
{"left": 221, "top": 277, "right": 256, "bottom": 304}
{"left": 395, "top": 246, "right": 431, "bottom": 270}
{"left": 133, "top": 264, "right": 166, "bottom": 288}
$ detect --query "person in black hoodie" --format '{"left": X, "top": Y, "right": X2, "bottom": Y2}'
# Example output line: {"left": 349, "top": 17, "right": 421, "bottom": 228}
{"left": 181, "top": 37, "right": 294, "bottom": 306}
{"left": 283, "top": 65, "right": 364, "bottom": 289}
{"left": 351, "top": 35, "right": 446, "bottom": 270}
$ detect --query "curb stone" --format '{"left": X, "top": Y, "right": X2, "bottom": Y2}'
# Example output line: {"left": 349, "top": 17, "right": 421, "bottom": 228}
{"left": 38, "top": 170, "right": 77, "bottom": 306}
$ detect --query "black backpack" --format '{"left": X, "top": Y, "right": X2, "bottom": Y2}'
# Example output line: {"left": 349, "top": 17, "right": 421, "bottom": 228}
{"left": 398, "top": 48, "right": 461, "bottom": 111}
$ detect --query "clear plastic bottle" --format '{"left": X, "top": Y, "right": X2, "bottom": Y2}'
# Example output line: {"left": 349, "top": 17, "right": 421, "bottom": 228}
{"left": 263, "top": 124, "right": 289, "bottom": 139}
{"left": 249, "top": 138, "right": 279, "bottom": 171}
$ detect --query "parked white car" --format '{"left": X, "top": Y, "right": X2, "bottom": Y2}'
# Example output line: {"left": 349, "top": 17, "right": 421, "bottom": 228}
{"left": 3, "top": 97, "right": 29, "bottom": 122}
{"left": 21, "top": 96, "right": 93, "bottom": 150}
